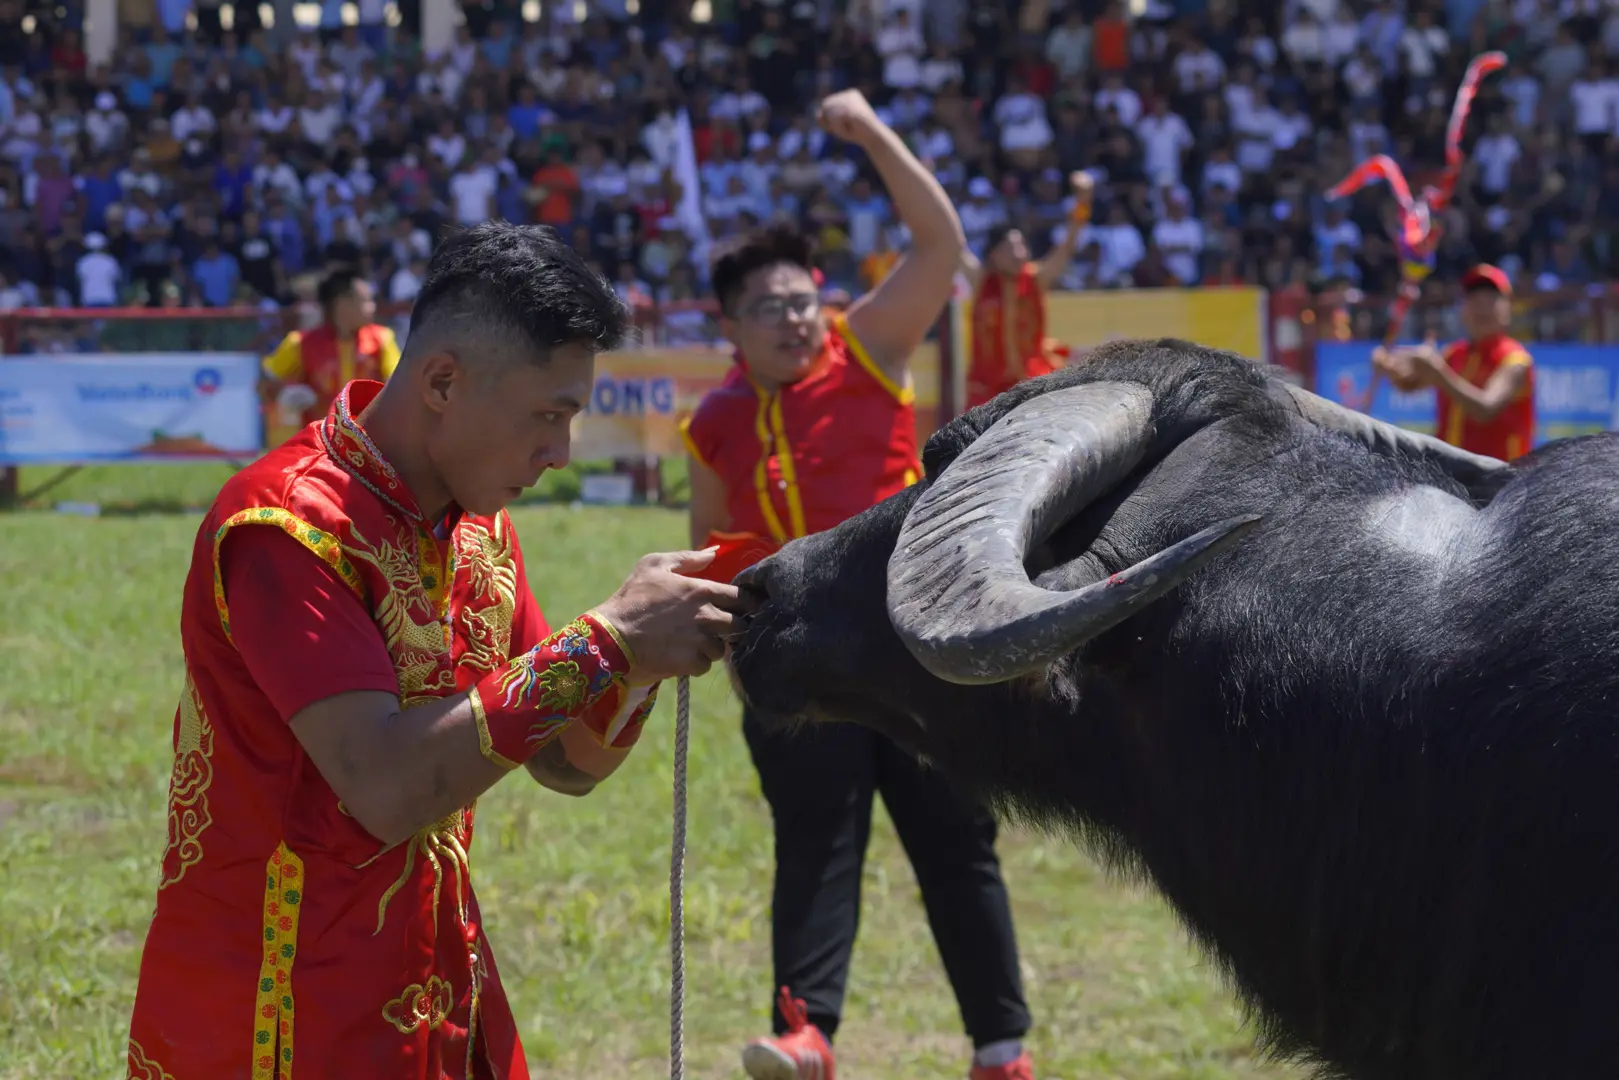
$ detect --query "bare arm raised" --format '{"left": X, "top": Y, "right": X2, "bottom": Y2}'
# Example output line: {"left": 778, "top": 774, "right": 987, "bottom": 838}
{"left": 830, "top": 89, "right": 967, "bottom": 378}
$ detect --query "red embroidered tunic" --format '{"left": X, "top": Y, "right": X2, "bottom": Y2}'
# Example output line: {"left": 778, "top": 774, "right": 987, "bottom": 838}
{"left": 1437, "top": 333, "right": 1535, "bottom": 461}
{"left": 681, "top": 313, "right": 921, "bottom": 544}
{"left": 127, "top": 380, "right": 655, "bottom": 1080}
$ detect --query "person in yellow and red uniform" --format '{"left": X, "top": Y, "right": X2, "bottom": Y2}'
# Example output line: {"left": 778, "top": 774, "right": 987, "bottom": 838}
{"left": 682, "top": 90, "right": 1037, "bottom": 1080}
{"left": 261, "top": 267, "right": 402, "bottom": 443}
{"left": 126, "top": 223, "right": 744, "bottom": 1080}
{"left": 959, "top": 172, "right": 1094, "bottom": 410}
{"left": 1374, "top": 263, "right": 1535, "bottom": 460}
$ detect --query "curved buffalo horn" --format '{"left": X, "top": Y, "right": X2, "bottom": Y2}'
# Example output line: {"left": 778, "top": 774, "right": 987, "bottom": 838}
{"left": 1281, "top": 384, "right": 1506, "bottom": 489}
{"left": 886, "top": 382, "right": 1262, "bottom": 685}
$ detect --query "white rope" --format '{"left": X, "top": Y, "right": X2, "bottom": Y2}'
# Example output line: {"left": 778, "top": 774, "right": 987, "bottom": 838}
{"left": 670, "top": 675, "right": 691, "bottom": 1080}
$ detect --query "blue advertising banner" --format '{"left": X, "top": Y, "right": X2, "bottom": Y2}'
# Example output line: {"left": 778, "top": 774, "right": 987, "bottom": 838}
{"left": 0, "top": 353, "right": 263, "bottom": 465}
{"left": 1314, "top": 342, "right": 1619, "bottom": 446}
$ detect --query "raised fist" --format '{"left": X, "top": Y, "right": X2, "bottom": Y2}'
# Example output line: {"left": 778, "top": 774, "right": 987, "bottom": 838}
{"left": 816, "top": 90, "right": 885, "bottom": 148}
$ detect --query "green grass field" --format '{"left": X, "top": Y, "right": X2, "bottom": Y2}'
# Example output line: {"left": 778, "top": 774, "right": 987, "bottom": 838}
{"left": 0, "top": 464, "right": 1299, "bottom": 1080}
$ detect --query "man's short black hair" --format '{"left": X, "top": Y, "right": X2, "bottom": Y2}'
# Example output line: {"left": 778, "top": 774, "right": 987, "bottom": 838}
{"left": 317, "top": 265, "right": 366, "bottom": 310}
{"left": 407, "top": 222, "right": 629, "bottom": 360}
{"left": 710, "top": 223, "right": 815, "bottom": 314}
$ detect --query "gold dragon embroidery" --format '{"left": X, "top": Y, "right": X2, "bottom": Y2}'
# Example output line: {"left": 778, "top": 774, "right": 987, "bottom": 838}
{"left": 343, "top": 521, "right": 457, "bottom": 704}
{"left": 369, "top": 806, "right": 473, "bottom": 934}
{"left": 456, "top": 514, "right": 518, "bottom": 676}
{"left": 159, "top": 675, "right": 215, "bottom": 890}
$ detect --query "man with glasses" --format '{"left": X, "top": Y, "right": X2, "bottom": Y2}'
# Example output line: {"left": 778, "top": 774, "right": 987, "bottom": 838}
{"left": 681, "top": 89, "right": 1038, "bottom": 1080}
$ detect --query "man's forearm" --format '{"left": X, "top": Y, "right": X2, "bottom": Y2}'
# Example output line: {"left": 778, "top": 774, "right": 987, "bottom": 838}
{"left": 862, "top": 127, "right": 963, "bottom": 254}
{"left": 523, "top": 713, "right": 646, "bottom": 796}
{"left": 337, "top": 613, "right": 654, "bottom": 844}
{"left": 1433, "top": 365, "right": 1507, "bottom": 421}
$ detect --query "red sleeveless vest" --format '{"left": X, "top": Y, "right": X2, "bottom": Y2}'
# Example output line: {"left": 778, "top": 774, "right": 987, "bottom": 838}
{"left": 297, "top": 323, "right": 396, "bottom": 417}
{"left": 682, "top": 313, "right": 921, "bottom": 542}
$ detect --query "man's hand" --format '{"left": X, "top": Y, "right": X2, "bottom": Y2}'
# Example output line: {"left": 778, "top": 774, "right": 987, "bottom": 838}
{"left": 1403, "top": 335, "right": 1447, "bottom": 388}
{"left": 1373, "top": 343, "right": 1433, "bottom": 393}
{"left": 1070, "top": 170, "right": 1094, "bottom": 203}
{"left": 594, "top": 550, "right": 747, "bottom": 684}
{"left": 816, "top": 89, "right": 886, "bottom": 149}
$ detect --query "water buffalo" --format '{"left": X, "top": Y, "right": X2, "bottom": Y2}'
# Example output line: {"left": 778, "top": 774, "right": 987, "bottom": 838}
{"left": 726, "top": 338, "right": 1619, "bottom": 1080}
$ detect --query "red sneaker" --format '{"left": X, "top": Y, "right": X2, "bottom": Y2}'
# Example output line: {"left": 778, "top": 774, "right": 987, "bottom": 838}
{"left": 741, "top": 986, "right": 836, "bottom": 1080}
{"left": 969, "top": 1050, "right": 1035, "bottom": 1080}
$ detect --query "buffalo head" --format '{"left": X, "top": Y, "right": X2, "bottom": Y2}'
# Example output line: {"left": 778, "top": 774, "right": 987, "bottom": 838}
{"left": 729, "top": 337, "right": 1503, "bottom": 764}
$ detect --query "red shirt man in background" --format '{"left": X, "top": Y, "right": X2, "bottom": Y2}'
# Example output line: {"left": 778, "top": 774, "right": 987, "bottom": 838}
{"left": 260, "top": 267, "right": 403, "bottom": 446}
{"left": 1375, "top": 263, "right": 1536, "bottom": 460}
{"left": 957, "top": 171, "right": 1092, "bottom": 410}
{"left": 127, "top": 223, "right": 742, "bottom": 1080}
{"left": 683, "top": 90, "right": 1037, "bottom": 1080}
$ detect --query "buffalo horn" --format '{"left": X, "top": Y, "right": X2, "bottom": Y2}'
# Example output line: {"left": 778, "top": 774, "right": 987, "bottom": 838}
{"left": 886, "top": 382, "right": 1261, "bottom": 685}
{"left": 1281, "top": 384, "right": 1506, "bottom": 488}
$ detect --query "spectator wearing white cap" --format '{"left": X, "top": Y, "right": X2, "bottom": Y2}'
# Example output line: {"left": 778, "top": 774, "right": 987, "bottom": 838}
{"left": 76, "top": 233, "right": 122, "bottom": 307}
{"left": 960, "top": 176, "right": 1008, "bottom": 255}
{"left": 85, "top": 93, "right": 128, "bottom": 155}
{"left": 738, "top": 132, "right": 776, "bottom": 201}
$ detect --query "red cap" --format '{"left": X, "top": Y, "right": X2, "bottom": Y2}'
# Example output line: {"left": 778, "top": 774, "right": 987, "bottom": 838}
{"left": 1461, "top": 264, "right": 1512, "bottom": 297}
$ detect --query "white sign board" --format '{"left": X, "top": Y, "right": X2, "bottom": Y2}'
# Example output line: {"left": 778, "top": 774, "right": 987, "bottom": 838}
{"left": 0, "top": 353, "right": 263, "bottom": 465}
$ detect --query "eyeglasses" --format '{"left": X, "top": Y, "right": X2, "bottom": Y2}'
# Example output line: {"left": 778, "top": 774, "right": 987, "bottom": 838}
{"left": 742, "top": 292, "right": 820, "bottom": 323}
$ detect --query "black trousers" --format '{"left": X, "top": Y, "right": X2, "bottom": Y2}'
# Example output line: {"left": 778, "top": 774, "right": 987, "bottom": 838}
{"left": 743, "top": 709, "right": 1032, "bottom": 1048}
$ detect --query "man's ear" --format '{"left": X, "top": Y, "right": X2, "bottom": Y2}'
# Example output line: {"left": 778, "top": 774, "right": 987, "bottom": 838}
{"left": 416, "top": 351, "right": 464, "bottom": 413}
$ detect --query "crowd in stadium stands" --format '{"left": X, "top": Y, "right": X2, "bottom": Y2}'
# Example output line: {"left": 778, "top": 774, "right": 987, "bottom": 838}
{"left": 0, "top": 0, "right": 1616, "bottom": 347}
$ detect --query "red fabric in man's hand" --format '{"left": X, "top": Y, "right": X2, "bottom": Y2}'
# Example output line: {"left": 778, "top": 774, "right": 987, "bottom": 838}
{"left": 684, "top": 531, "right": 780, "bottom": 583}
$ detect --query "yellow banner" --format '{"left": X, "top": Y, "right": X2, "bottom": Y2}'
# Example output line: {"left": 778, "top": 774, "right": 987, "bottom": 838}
{"left": 1040, "top": 287, "right": 1266, "bottom": 358}
{"left": 571, "top": 344, "right": 942, "bottom": 462}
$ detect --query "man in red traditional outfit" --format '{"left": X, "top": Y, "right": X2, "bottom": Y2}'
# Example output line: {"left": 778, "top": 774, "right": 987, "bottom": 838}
{"left": 682, "top": 90, "right": 1037, "bottom": 1080}
{"left": 1374, "top": 263, "right": 1536, "bottom": 461}
{"left": 127, "top": 222, "right": 743, "bottom": 1080}
{"left": 959, "top": 172, "right": 1093, "bottom": 410}
{"left": 260, "top": 267, "right": 401, "bottom": 446}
